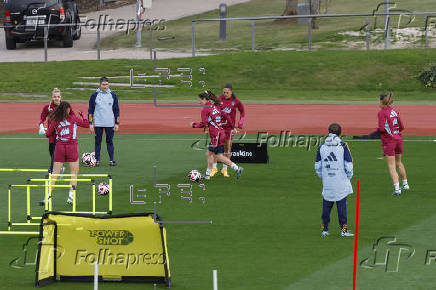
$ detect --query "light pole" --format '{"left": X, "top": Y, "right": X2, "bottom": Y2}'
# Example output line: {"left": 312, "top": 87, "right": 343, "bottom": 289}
{"left": 136, "top": 0, "right": 152, "bottom": 48}
{"left": 219, "top": 3, "right": 227, "bottom": 41}
{"left": 385, "top": 0, "right": 390, "bottom": 49}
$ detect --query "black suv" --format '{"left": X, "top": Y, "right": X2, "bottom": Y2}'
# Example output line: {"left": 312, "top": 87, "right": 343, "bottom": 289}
{"left": 4, "top": 0, "right": 81, "bottom": 49}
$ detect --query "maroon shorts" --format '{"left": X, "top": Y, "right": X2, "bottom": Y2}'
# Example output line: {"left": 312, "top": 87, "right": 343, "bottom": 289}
{"left": 223, "top": 128, "right": 234, "bottom": 141}
{"left": 382, "top": 139, "right": 403, "bottom": 156}
{"left": 209, "top": 131, "right": 226, "bottom": 148}
{"left": 54, "top": 143, "right": 79, "bottom": 162}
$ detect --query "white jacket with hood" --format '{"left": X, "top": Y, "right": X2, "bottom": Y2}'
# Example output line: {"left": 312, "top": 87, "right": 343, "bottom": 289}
{"left": 315, "top": 133, "right": 353, "bottom": 202}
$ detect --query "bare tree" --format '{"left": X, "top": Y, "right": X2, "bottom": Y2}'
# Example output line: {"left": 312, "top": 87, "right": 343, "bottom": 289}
{"left": 278, "top": 0, "right": 326, "bottom": 26}
{"left": 280, "top": 0, "right": 299, "bottom": 24}
{"left": 308, "top": 0, "right": 321, "bottom": 29}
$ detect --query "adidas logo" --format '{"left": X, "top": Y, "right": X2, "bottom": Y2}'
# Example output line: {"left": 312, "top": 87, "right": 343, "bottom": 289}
{"left": 390, "top": 111, "right": 398, "bottom": 118}
{"left": 222, "top": 107, "right": 232, "bottom": 113}
{"left": 324, "top": 152, "right": 337, "bottom": 162}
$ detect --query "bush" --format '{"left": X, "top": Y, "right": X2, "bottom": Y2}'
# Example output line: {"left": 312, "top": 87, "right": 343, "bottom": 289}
{"left": 418, "top": 65, "right": 436, "bottom": 88}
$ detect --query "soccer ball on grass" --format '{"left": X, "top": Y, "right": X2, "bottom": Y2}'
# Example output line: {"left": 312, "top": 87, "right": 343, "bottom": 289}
{"left": 97, "top": 182, "right": 110, "bottom": 195}
{"left": 189, "top": 170, "right": 202, "bottom": 182}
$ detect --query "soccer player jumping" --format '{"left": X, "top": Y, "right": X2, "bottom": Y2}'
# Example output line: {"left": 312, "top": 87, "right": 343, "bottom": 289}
{"left": 376, "top": 93, "right": 409, "bottom": 196}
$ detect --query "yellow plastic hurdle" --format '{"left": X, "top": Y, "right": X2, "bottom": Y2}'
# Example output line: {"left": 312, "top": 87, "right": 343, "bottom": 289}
{"left": 4, "top": 184, "right": 73, "bottom": 235}
{"left": 31, "top": 173, "right": 113, "bottom": 214}
{"left": 0, "top": 169, "right": 113, "bottom": 235}
{"left": 0, "top": 169, "right": 49, "bottom": 235}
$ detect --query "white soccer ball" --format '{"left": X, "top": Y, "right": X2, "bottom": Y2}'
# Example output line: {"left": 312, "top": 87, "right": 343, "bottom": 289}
{"left": 97, "top": 182, "right": 110, "bottom": 195}
{"left": 88, "top": 154, "right": 97, "bottom": 167}
{"left": 82, "top": 152, "right": 96, "bottom": 167}
{"left": 189, "top": 170, "right": 202, "bottom": 182}
{"left": 81, "top": 152, "right": 91, "bottom": 165}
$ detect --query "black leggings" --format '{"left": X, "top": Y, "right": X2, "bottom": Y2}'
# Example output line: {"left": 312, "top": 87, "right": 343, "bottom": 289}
{"left": 49, "top": 142, "right": 56, "bottom": 172}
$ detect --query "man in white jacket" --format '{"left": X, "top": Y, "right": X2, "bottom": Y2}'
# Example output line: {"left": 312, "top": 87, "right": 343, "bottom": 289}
{"left": 315, "top": 123, "right": 354, "bottom": 237}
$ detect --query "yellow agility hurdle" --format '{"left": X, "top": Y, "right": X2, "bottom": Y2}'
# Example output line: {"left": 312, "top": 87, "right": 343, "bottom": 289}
{"left": 7, "top": 184, "right": 72, "bottom": 230}
{"left": 0, "top": 169, "right": 49, "bottom": 173}
{"left": 28, "top": 175, "right": 113, "bottom": 214}
{"left": 0, "top": 169, "right": 49, "bottom": 235}
{"left": 47, "top": 173, "right": 113, "bottom": 213}
{"left": 0, "top": 169, "right": 113, "bottom": 235}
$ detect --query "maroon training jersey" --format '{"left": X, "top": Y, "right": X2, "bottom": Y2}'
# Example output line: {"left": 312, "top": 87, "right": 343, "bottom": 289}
{"left": 40, "top": 102, "right": 75, "bottom": 143}
{"left": 39, "top": 103, "right": 58, "bottom": 143}
{"left": 192, "top": 102, "right": 233, "bottom": 137}
{"left": 46, "top": 113, "right": 89, "bottom": 145}
{"left": 219, "top": 95, "right": 245, "bottom": 128}
{"left": 377, "top": 106, "right": 404, "bottom": 143}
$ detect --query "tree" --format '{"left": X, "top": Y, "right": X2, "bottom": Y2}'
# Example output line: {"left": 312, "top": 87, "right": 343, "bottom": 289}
{"left": 280, "top": 0, "right": 299, "bottom": 24}
{"left": 308, "top": 0, "right": 320, "bottom": 29}
{"left": 279, "top": 0, "right": 325, "bottom": 27}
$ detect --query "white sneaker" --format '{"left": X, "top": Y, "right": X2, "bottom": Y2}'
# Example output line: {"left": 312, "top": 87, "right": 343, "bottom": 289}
{"left": 67, "top": 191, "right": 74, "bottom": 205}
{"left": 393, "top": 190, "right": 402, "bottom": 196}
{"left": 402, "top": 184, "right": 410, "bottom": 190}
{"left": 341, "top": 231, "right": 354, "bottom": 237}
{"left": 235, "top": 167, "right": 244, "bottom": 179}
{"left": 321, "top": 231, "right": 329, "bottom": 237}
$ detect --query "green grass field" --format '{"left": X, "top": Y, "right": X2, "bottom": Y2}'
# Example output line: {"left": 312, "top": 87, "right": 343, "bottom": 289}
{"left": 0, "top": 50, "right": 435, "bottom": 103}
{"left": 0, "top": 133, "right": 435, "bottom": 289}
{"left": 101, "top": 0, "right": 436, "bottom": 51}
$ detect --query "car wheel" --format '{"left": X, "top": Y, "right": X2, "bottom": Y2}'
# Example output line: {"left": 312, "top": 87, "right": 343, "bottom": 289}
{"left": 62, "top": 27, "right": 73, "bottom": 48}
{"left": 5, "top": 35, "right": 16, "bottom": 50}
{"left": 73, "top": 25, "right": 81, "bottom": 40}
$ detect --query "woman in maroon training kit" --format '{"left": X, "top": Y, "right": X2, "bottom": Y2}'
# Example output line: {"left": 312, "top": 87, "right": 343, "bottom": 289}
{"left": 191, "top": 90, "right": 244, "bottom": 180}
{"left": 46, "top": 101, "right": 89, "bottom": 204}
{"left": 377, "top": 93, "right": 409, "bottom": 196}
{"left": 39, "top": 88, "right": 62, "bottom": 172}
{"left": 214, "top": 84, "right": 245, "bottom": 178}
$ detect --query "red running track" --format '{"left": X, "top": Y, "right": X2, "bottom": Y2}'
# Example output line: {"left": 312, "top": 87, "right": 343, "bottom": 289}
{"left": 0, "top": 103, "right": 434, "bottom": 135}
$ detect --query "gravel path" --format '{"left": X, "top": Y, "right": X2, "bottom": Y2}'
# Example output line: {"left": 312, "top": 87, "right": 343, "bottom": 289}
{"left": 0, "top": 0, "right": 249, "bottom": 62}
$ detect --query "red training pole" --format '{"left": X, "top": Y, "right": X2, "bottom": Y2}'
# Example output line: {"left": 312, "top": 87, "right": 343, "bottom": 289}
{"left": 352, "top": 180, "right": 360, "bottom": 290}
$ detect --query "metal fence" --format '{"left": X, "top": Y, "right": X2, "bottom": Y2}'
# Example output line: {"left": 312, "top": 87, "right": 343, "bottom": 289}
{"left": 1, "top": 11, "right": 436, "bottom": 62}
{"left": 0, "top": 21, "right": 156, "bottom": 62}
{"left": 191, "top": 11, "right": 436, "bottom": 56}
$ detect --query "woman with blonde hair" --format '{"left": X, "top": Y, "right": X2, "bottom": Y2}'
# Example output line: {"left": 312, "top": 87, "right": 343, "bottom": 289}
{"left": 39, "top": 88, "right": 73, "bottom": 172}
{"left": 376, "top": 93, "right": 409, "bottom": 196}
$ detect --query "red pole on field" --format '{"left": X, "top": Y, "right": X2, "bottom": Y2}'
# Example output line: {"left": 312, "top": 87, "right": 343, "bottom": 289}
{"left": 352, "top": 180, "right": 360, "bottom": 290}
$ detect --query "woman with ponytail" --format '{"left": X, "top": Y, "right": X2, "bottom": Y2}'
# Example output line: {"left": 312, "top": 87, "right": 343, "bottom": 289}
{"left": 191, "top": 90, "right": 244, "bottom": 180}
{"left": 46, "top": 101, "right": 89, "bottom": 204}
{"left": 377, "top": 93, "right": 409, "bottom": 196}
{"left": 212, "top": 84, "right": 245, "bottom": 178}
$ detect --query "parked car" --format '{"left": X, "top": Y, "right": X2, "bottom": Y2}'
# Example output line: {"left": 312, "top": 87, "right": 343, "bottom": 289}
{"left": 3, "top": 0, "right": 81, "bottom": 49}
